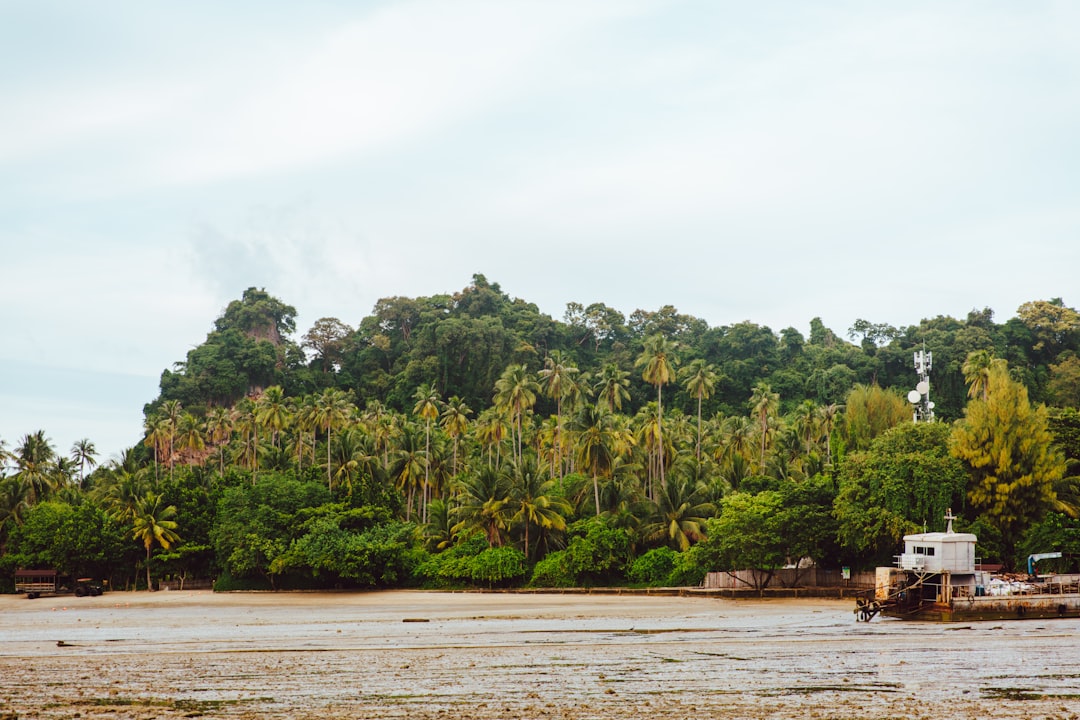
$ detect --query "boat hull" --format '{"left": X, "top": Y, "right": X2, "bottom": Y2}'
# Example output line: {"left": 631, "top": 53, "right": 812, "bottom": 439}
{"left": 881, "top": 593, "right": 1080, "bottom": 622}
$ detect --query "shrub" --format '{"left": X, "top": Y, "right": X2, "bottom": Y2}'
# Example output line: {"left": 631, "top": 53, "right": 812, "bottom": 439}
{"left": 628, "top": 547, "right": 678, "bottom": 586}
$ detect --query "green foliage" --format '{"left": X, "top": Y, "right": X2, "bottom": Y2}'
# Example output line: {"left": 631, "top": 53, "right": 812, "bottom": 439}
{"left": 1018, "top": 512, "right": 1080, "bottom": 573}
{"left": 4, "top": 501, "right": 129, "bottom": 580}
{"left": 952, "top": 362, "right": 1068, "bottom": 565}
{"left": 210, "top": 474, "right": 331, "bottom": 582}
{"left": 415, "top": 532, "right": 526, "bottom": 587}
{"left": 273, "top": 516, "right": 420, "bottom": 587}
{"left": 835, "top": 422, "right": 968, "bottom": 566}
{"left": 664, "top": 546, "right": 708, "bottom": 587}
{"left": 627, "top": 546, "right": 677, "bottom": 586}
{"left": 528, "top": 517, "right": 633, "bottom": 587}
{"left": 13, "top": 282, "right": 1080, "bottom": 587}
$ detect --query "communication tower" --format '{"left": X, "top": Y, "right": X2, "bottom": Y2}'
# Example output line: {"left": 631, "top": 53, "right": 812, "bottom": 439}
{"left": 907, "top": 347, "right": 934, "bottom": 422}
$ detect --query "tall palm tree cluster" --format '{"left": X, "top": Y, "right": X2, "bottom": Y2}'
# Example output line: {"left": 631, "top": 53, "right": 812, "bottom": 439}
{"left": 2, "top": 335, "right": 847, "bottom": 571}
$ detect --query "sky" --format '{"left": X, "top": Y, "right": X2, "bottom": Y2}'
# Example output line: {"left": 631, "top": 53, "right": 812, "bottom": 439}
{"left": 3, "top": 1, "right": 1079, "bottom": 466}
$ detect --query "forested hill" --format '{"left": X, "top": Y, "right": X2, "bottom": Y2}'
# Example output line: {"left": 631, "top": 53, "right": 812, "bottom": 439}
{"left": 5, "top": 274, "right": 1080, "bottom": 592}
{"left": 150, "top": 275, "right": 1080, "bottom": 423}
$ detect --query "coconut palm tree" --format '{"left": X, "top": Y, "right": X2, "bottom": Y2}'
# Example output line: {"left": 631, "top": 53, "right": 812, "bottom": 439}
{"left": 573, "top": 405, "right": 621, "bottom": 517}
{"left": 160, "top": 400, "right": 183, "bottom": 479}
{"left": 641, "top": 474, "right": 713, "bottom": 551}
{"left": 594, "top": 363, "right": 631, "bottom": 414}
{"left": 131, "top": 491, "right": 180, "bottom": 591}
{"left": 474, "top": 408, "right": 509, "bottom": 469}
{"left": 70, "top": 438, "right": 98, "bottom": 486}
{"left": 538, "top": 351, "right": 579, "bottom": 476}
{"left": 636, "top": 335, "right": 679, "bottom": 490}
{"left": 389, "top": 422, "right": 427, "bottom": 521}
{"left": 175, "top": 412, "right": 206, "bottom": 465}
{"left": 14, "top": 430, "right": 57, "bottom": 506}
{"left": 413, "top": 383, "right": 442, "bottom": 523}
{"left": 681, "top": 359, "right": 718, "bottom": 462}
{"left": 204, "top": 406, "right": 235, "bottom": 475}
{"left": 493, "top": 363, "right": 540, "bottom": 465}
{"left": 440, "top": 396, "right": 472, "bottom": 476}
{"left": 451, "top": 465, "right": 511, "bottom": 547}
{"left": 506, "top": 457, "right": 571, "bottom": 560}
{"left": 962, "top": 349, "right": 995, "bottom": 401}
{"left": 312, "top": 388, "right": 353, "bottom": 491}
{"left": 256, "top": 385, "right": 290, "bottom": 448}
{"left": 749, "top": 382, "right": 780, "bottom": 473}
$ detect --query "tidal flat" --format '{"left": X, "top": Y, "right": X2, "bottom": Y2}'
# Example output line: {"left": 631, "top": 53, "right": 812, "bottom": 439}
{"left": 2, "top": 590, "right": 1079, "bottom": 719}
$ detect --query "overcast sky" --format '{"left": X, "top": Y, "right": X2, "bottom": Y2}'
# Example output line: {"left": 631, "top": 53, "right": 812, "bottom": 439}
{"left": 3, "top": 1, "right": 1079, "bottom": 464}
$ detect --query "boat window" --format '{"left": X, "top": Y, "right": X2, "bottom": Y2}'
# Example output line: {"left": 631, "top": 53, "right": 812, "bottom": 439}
{"left": 925, "top": 547, "right": 935, "bottom": 556}
{"left": 915, "top": 547, "right": 925, "bottom": 555}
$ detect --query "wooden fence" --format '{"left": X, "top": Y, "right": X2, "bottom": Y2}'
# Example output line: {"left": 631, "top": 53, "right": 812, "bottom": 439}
{"left": 703, "top": 568, "right": 876, "bottom": 590}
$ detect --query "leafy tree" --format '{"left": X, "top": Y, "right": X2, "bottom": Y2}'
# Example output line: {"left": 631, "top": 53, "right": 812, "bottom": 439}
{"left": 4, "top": 501, "right": 128, "bottom": 582}
{"left": 843, "top": 383, "right": 910, "bottom": 451}
{"left": 211, "top": 475, "right": 331, "bottom": 585}
{"left": 951, "top": 361, "right": 1070, "bottom": 566}
{"left": 697, "top": 491, "right": 787, "bottom": 591}
{"left": 835, "top": 422, "right": 968, "bottom": 566}
{"left": 302, "top": 317, "right": 353, "bottom": 372}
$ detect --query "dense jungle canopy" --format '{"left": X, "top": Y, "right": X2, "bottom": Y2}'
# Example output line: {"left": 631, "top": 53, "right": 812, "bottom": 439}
{"left": 4, "top": 275, "right": 1080, "bottom": 591}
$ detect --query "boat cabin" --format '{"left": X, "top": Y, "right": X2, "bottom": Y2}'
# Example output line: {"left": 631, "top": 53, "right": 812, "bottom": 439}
{"left": 896, "top": 530, "right": 977, "bottom": 574}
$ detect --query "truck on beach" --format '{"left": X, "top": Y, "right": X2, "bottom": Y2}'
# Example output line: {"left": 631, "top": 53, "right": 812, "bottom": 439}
{"left": 855, "top": 511, "right": 1080, "bottom": 622}
{"left": 14, "top": 569, "right": 105, "bottom": 599}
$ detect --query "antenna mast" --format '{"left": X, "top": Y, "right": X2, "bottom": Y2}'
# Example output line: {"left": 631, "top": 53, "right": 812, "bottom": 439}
{"left": 907, "top": 345, "right": 934, "bottom": 422}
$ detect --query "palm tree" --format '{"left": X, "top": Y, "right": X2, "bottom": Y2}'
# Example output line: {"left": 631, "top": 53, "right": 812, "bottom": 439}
{"left": 389, "top": 423, "right": 427, "bottom": 521}
{"left": 160, "top": 399, "right": 183, "bottom": 479}
{"left": 962, "top": 349, "right": 995, "bottom": 401}
{"left": 573, "top": 405, "right": 620, "bottom": 517}
{"left": 681, "top": 359, "right": 718, "bottom": 462}
{"left": 329, "top": 426, "right": 364, "bottom": 496}
{"left": 14, "top": 430, "right": 57, "bottom": 506}
{"left": 204, "top": 406, "right": 235, "bottom": 475}
{"left": 312, "top": 388, "right": 352, "bottom": 491}
{"left": 422, "top": 498, "right": 456, "bottom": 552}
{"left": 817, "top": 403, "right": 842, "bottom": 466}
{"left": 493, "top": 363, "right": 540, "bottom": 465}
{"left": 70, "top": 439, "right": 98, "bottom": 485}
{"left": 594, "top": 363, "right": 631, "bottom": 414}
{"left": 234, "top": 399, "right": 260, "bottom": 483}
{"left": 413, "top": 383, "right": 442, "bottom": 524}
{"left": 440, "top": 396, "right": 472, "bottom": 476}
{"left": 641, "top": 475, "right": 713, "bottom": 551}
{"left": 507, "top": 457, "right": 571, "bottom": 561}
{"left": 131, "top": 491, "right": 180, "bottom": 591}
{"left": 176, "top": 412, "right": 206, "bottom": 464}
{"left": 143, "top": 417, "right": 170, "bottom": 479}
{"left": 538, "top": 351, "right": 579, "bottom": 476}
{"left": 451, "top": 466, "right": 512, "bottom": 547}
{"left": 256, "top": 385, "right": 290, "bottom": 448}
{"left": 475, "top": 408, "right": 509, "bottom": 469}
{"left": 749, "top": 381, "right": 780, "bottom": 473}
{"left": 636, "top": 335, "right": 679, "bottom": 490}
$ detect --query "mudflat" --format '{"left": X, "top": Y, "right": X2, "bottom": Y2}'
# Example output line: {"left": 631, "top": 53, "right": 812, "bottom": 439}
{"left": 2, "top": 589, "right": 1079, "bottom": 719}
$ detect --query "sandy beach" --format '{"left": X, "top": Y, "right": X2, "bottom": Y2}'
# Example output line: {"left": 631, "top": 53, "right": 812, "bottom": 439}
{"left": 2, "top": 589, "right": 1079, "bottom": 719}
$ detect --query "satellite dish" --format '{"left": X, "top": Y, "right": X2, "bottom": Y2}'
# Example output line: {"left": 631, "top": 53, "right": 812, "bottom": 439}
{"left": 928, "top": 402, "right": 935, "bottom": 409}
{"left": 907, "top": 390, "right": 921, "bottom": 404}
{"left": 916, "top": 381, "right": 929, "bottom": 395}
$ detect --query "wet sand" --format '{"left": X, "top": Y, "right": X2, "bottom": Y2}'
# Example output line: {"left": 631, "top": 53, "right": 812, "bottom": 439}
{"left": 2, "top": 589, "right": 1079, "bottom": 719}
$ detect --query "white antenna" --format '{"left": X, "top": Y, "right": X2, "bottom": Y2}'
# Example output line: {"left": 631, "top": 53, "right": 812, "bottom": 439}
{"left": 909, "top": 344, "right": 934, "bottom": 422}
